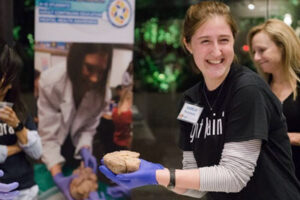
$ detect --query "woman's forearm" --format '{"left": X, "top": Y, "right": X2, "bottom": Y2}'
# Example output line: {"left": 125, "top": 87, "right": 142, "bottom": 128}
{"left": 156, "top": 168, "right": 200, "bottom": 192}
{"left": 15, "top": 127, "right": 28, "bottom": 145}
{"left": 7, "top": 144, "right": 22, "bottom": 156}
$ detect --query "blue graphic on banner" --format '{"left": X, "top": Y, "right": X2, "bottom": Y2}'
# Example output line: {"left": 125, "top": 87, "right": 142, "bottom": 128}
{"left": 36, "top": 0, "right": 110, "bottom": 25}
{"left": 36, "top": 0, "right": 132, "bottom": 27}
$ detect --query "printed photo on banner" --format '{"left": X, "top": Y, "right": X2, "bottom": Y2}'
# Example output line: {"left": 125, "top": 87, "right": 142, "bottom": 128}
{"left": 34, "top": 42, "right": 134, "bottom": 198}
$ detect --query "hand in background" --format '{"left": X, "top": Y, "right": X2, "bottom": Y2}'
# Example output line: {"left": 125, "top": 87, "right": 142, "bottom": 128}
{"left": 0, "top": 106, "right": 19, "bottom": 128}
{"left": 53, "top": 172, "right": 77, "bottom": 200}
{"left": 107, "top": 185, "right": 130, "bottom": 198}
{"left": 87, "top": 191, "right": 102, "bottom": 200}
{"left": 0, "top": 170, "right": 19, "bottom": 200}
{"left": 288, "top": 132, "right": 300, "bottom": 146}
{"left": 80, "top": 147, "right": 97, "bottom": 173}
{"left": 99, "top": 159, "right": 164, "bottom": 190}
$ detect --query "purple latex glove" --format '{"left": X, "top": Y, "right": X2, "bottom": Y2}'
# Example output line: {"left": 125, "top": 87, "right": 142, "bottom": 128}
{"left": 80, "top": 147, "right": 97, "bottom": 173}
{"left": 53, "top": 173, "right": 77, "bottom": 200}
{"left": 0, "top": 170, "right": 19, "bottom": 200}
{"left": 107, "top": 185, "right": 130, "bottom": 198}
{"left": 87, "top": 191, "right": 101, "bottom": 200}
{"left": 99, "top": 159, "right": 164, "bottom": 190}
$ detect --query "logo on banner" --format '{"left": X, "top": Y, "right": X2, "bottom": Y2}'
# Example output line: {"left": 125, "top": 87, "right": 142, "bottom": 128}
{"left": 107, "top": 0, "right": 132, "bottom": 28}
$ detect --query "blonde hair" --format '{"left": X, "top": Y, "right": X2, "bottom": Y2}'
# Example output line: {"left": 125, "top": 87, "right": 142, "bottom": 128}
{"left": 248, "top": 19, "right": 300, "bottom": 100}
{"left": 118, "top": 89, "right": 133, "bottom": 108}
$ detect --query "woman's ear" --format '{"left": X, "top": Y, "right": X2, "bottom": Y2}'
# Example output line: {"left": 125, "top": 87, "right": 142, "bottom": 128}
{"left": 183, "top": 38, "right": 193, "bottom": 55}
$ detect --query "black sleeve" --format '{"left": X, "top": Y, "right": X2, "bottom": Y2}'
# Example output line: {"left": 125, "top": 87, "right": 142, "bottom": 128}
{"left": 225, "top": 85, "right": 269, "bottom": 142}
{"left": 177, "top": 96, "right": 193, "bottom": 151}
{"left": 24, "top": 114, "right": 37, "bottom": 130}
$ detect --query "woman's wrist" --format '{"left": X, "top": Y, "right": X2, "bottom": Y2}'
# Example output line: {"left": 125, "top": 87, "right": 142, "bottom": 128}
{"left": 156, "top": 168, "right": 170, "bottom": 187}
{"left": 50, "top": 164, "right": 62, "bottom": 176}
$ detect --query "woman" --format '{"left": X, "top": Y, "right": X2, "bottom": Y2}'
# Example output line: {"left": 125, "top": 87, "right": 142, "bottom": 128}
{"left": 0, "top": 42, "right": 42, "bottom": 200}
{"left": 248, "top": 19, "right": 300, "bottom": 180}
{"left": 112, "top": 89, "right": 133, "bottom": 150}
{"left": 38, "top": 43, "right": 112, "bottom": 200}
{"left": 99, "top": 1, "right": 300, "bottom": 200}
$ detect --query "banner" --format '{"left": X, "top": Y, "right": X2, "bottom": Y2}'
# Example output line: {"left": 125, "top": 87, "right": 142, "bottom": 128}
{"left": 35, "top": 0, "right": 135, "bottom": 43}
{"left": 34, "top": 3, "right": 135, "bottom": 199}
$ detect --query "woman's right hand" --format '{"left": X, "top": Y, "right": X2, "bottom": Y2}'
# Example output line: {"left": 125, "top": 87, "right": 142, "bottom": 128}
{"left": 0, "top": 170, "right": 19, "bottom": 199}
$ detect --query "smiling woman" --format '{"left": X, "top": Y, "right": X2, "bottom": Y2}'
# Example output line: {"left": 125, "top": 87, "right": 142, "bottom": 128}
{"left": 248, "top": 18, "right": 300, "bottom": 182}
{"left": 99, "top": 2, "right": 300, "bottom": 200}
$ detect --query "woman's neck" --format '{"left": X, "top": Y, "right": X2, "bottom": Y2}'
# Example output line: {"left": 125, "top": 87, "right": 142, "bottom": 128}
{"left": 204, "top": 78, "right": 225, "bottom": 91}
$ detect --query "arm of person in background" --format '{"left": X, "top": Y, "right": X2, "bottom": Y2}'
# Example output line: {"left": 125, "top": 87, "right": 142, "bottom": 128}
{"left": 288, "top": 132, "right": 300, "bottom": 146}
{"left": 76, "top": 91, "right": 111, "bottom": 172}
{"left": 0, "top": 106, "right": 42, "bottom": 160}
{"left": 0, "top": 170, "right": 19, "bottom": 200}
{"left": 38, "top": 77, "right": 76, "bottom": 200}
{"left": 0, "top": 144, "right": 22, "bottom": 163}
{"left": 100, "top": 139, "right": 261, "bottom": 195}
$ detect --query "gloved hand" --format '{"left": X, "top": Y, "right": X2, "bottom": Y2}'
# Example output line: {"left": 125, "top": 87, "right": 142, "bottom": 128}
{"left": 53, "top": 172, "right": 77, "bottom": 200}
{"left": 99, "top": 159, "right": 164, "bottom": 190}
{"left": 87, "top": 191, "right": 101, "bottom": 200}
{"left": 80, "top": 147, "right": 97, "bottom": 173}
{"left": 107, "top": 185, "right": 130, "bottom": 198}
{"left": 0, "top": 170, "right": 19, "bottom": 200}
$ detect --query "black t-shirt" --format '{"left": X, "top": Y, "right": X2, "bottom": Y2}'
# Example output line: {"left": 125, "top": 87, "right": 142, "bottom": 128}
{"left": 0, "top": 115, "right": 36, "bottom": 190}
{"left": 178, "top": 64, "right": 300, "bottom": 200}
{"left": 282, "top": 84, "right": 300, "bottom": 180}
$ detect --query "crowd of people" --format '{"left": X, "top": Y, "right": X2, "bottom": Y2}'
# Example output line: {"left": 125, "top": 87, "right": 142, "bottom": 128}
{"left": 1, "top": 1, "right": 300, "bottom": 200}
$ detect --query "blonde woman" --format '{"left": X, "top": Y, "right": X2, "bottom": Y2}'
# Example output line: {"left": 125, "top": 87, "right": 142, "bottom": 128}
{"left": 112, "top": 89, "right": 133, "bottom": 150}
{"left": 248, "top": 19, "right": 300, "bottom": 180}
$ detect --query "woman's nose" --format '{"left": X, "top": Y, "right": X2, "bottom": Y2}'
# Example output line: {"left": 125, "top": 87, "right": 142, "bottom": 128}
{"left": 254, "top": 52, "right": 261, "bottom": 61}
{"left": 211, "top": 43, "right": 222, "bottom": 57}
{"left": 89, "top": 74, "right": 98, "bottom": 83}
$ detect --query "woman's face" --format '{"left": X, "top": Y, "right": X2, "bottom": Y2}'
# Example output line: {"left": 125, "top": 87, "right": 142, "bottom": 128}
{"left": 251, "top": 31, "right": 282, "bottom": 74}
{"left": 0, "top": 78, "right": 11, "bottom": 100}
{"left": 82, "top": 53, "right": 108, "bottom": 87}
{"left": 184, "top": 16, "right": 234, "bottom": 86}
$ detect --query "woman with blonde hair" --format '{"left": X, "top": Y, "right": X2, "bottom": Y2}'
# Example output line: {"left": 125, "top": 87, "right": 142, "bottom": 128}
{"left": 248, "top": 18, "right": 300, "bottom": 180}
{"left": 112, "top": 89, "right": 133, "bottom": 150}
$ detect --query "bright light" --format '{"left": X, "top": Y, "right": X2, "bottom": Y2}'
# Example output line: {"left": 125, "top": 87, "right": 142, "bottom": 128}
{"left": 284, "top": 13, "right": 292, "bottom": 26}
{"left": 248, "top": 3, "right": 255, "bottom": 10}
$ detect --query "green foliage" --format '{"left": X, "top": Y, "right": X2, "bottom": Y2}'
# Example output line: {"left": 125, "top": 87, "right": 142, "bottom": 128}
{"left": 135, "top": 17, "right": 195, "bottom": 92}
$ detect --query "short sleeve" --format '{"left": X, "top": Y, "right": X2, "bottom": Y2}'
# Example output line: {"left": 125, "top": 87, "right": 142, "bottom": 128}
{"left": 225, "top": 85, "right": 269, "bottom": 142}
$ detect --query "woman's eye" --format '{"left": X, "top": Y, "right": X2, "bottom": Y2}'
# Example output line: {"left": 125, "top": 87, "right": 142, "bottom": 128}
{"left": 201, "top": 40, "right": 209, "bottom": 44}
{"left": 220, "top": 39, "right": 229, "bottom": 43}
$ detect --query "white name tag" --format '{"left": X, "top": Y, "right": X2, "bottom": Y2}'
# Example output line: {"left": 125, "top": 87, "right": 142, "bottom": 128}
{"left": 177, "top": 102, "right": 203, "bottom": 124}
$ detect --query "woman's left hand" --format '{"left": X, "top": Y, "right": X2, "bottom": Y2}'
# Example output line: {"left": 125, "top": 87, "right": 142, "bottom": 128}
{"left": 0, "top": 106, "right": 19, "bottom": 128}
{"left": 99, "top": 159, "right": 164, "bottom": 190}
{"left": 288, "top": 132, "right": 300, "bottom": 146}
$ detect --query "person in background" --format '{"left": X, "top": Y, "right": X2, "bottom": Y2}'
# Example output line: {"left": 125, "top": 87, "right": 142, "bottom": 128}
{"left": 112, "top": 89, "right": 133, "bottom": 150}
{"left": 112, "top": 85, "right": 123, "bottom": 104}
{"left": 99, "top": 2, "right": 300, "bottom": 199}
{"left": 248, "top": 18, "right": 300, "bottom": 180}
{"left": 0, "top": 42, "right": 42, "bottom": 200}
{"left": 0, "top": 170, "right": 19, "bottom": 199}
{"left": 122, "top": 61, "right": 133, "bottom": 90}
{"left": 38, "top": 43, "right": 112, "bottom": 200}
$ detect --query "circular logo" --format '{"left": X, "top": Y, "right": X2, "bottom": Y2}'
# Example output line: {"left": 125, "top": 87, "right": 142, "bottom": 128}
{"left": 107, "top": 0, "right": 132, "bottom": 28}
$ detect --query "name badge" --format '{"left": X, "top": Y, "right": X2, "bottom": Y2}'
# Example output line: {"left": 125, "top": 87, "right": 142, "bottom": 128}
{"left": 177, "top": 102, "right": 203, "bottom": 124}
